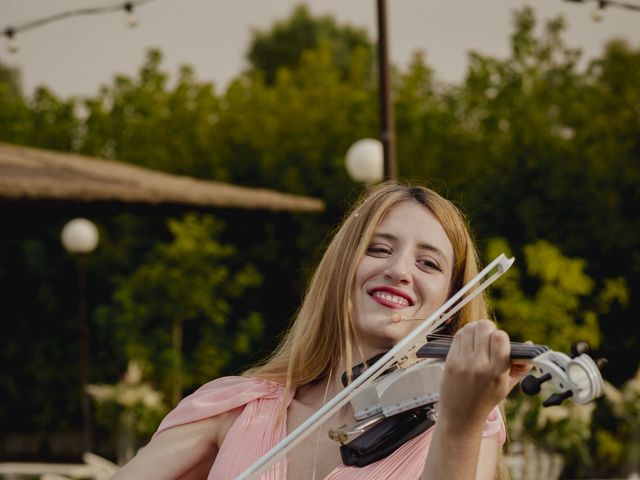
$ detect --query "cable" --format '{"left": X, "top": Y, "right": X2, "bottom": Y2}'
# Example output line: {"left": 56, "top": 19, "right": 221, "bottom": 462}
{"left": 564, "top": 0, "right": 640, "bottom": 22}
{"left": 2, "top": 0, "right": 159, "bottom": 53}
{"left": 564, "top": 0, "right": 640, "bottom": 10}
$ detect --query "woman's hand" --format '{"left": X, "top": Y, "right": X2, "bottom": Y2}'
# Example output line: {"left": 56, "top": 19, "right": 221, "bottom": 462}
{"left": 422, "top": 320, "right": 531, "bottom": 480}
{"left": 437, "top": 320, "right": 527, "bottom": 431}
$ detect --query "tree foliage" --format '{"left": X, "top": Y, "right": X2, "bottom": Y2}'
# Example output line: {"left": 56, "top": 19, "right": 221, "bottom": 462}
{"left": 246, "top": 4, "right": 374, "bottom": 85}
{"left": 97, "top": 213, "right": 263, "bottom": 404}
{"left": 486, "top": 238, "right": 627, "bottom": 350}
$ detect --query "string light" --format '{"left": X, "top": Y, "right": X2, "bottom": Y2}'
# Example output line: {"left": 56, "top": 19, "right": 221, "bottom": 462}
{"left": 3, "top": 27, "right": 18, "bottom": 54}
{"left": 592, "top": 0, "right": 607, "bottom": 21}
{"left": 124, "top": 2, "right": 139, "bottom": 28}
{"left": 1, "top": 0, "right": 158, "bottom": 54}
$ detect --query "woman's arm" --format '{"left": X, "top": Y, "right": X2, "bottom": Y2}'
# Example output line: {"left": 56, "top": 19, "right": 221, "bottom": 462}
{"left": 110, "top": 408, "right": 242, "bottom": 480}
{"left": 421, "top": 419, "right": 501, "bottom": 480}
{"left": 421, "top": 320, "right": 522, "bottom": 480}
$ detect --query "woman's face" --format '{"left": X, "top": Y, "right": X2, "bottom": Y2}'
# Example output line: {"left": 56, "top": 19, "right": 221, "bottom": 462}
{"left": 352, "top": 201, "right": 454, "bottom": 355}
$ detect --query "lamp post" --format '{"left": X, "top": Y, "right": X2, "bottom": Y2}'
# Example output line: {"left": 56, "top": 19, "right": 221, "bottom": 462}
{"left": 376, "top": 0, "right": 397, "bottom": 181}
{"left": 346, "top": 0, "right": 396, "bottom": 183}
{"left": 61, "top": 218, "right": 99, "bottom": 453}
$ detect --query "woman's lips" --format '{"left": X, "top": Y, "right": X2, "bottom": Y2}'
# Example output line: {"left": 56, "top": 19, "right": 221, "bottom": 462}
{"left": 368, "top": 287, "right": 414, "bottom": 309}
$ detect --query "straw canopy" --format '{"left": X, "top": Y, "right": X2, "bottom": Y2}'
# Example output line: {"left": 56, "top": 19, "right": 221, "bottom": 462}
{"left": 0, "top": 143, "right": 324, "bottom": 212}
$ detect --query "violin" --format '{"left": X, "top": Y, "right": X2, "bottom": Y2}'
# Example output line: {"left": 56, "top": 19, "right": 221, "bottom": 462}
{"left": 341, "top": 335, "right": 604, "bottom": 424}
{"left": 236, "top": 254, "right": 606, "bottom": 479}
{"left": 329, "top": 335, "right": 605, "bottom": 467}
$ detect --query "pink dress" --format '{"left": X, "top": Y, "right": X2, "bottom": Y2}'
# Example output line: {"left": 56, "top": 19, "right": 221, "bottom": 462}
{"left": 155, "top": 376, "right": 505, "bottom": 479}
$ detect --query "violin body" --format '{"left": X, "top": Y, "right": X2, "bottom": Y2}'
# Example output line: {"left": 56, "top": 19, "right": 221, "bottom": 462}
{"left": 350, "top": 359, "right": 444, "bottom": 421}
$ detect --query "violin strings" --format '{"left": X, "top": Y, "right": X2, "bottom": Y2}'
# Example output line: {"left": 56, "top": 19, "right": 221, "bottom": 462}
{"left": 390, "top": 316, "right": 530, "bottom": 344}
{"left": 425, "top": 333, "right": 528, "bottom": 344}
{"left": 424, "top": 333, "right": 531, "bottom": 346}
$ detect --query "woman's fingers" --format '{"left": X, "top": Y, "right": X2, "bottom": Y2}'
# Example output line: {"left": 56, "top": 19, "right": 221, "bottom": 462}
{"left": 459, "top": 322, "right": 474, "bottom": 356}
{"left": 439, "top": 320, "right": 515, "bottom": 426}
{"left": 473, "top": 320, "right": 494, "bottom": 356}
{"left": 489, "top": 329, "right": 510, "bottom": 368}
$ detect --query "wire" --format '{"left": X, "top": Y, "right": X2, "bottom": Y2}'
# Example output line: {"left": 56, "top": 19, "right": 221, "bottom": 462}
{"left": 2, "top": 0, "right": 159, "bottom": 52}
{"left": 564, "top": 0, "right": 640, "bottom": 12}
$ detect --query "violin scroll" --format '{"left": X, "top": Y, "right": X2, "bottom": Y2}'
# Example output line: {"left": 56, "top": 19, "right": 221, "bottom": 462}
{"left": 520, "top": 343, "right": 605, "bottom": 407}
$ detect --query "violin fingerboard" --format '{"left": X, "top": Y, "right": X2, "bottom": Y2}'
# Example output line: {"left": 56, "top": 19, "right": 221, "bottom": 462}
{"left": 416, "top": 344, "right": 549, "bottom": 360}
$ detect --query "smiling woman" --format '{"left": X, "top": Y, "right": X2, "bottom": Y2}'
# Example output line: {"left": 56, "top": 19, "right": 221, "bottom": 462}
{"left": 111, "top": 183, "right": 524, "bottom": 480}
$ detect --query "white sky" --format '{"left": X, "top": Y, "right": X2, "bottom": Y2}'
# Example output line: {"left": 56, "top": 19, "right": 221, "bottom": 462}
{"left": 2, "top": 0, "right": 640, "bottom": 99}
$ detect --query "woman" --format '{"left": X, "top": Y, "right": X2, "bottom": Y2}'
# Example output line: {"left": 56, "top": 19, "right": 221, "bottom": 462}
{"left": 112, "top": 183, "right": 527, "bottom": 479}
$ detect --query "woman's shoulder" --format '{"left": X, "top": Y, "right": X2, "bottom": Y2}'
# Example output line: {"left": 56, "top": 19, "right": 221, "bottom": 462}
{"left": 155, "top": 376, "right": 284, "bottom": 436}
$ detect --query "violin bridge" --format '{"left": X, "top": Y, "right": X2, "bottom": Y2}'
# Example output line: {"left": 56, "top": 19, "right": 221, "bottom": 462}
{"left": 396, "top": 350, "right": 419, "bottom": 370}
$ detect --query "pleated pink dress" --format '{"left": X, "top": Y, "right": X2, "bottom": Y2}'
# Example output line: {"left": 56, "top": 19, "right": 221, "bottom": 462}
{"left": 155, "top": 376, "right": 505, "bottom": 479}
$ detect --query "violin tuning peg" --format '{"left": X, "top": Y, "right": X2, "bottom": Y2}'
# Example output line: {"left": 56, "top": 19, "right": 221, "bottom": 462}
{"left": 596, "top": 358, "right": 608, "bottom": 371}
{"left": 570, "top": 341, "right": 590, "bottom": 358}
{"left": 543, "top": 390, "right": 573, "bottom": 407}
{"left": 520, "top": 373, "right": 552, "bottom": 396}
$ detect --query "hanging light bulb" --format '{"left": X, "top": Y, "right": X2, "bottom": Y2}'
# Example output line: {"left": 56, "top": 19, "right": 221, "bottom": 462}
{"left": 592, "top": 0, "right": 607, "bottom": 21}
{"left": 4, "top": 27, "right": 18, "bottom": 54}
{"left": 124, "top": 2, "right": 138, "bottom": 28}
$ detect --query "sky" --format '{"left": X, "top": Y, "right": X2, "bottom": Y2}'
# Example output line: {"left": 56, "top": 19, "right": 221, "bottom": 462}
{"left": 2, "top": 0, "right": 640, "bottom": 99}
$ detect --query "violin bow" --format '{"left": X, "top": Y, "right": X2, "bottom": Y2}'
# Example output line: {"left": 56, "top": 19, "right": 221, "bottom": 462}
{"left": 235, "top": 254, "right": 515, "bottom": 480}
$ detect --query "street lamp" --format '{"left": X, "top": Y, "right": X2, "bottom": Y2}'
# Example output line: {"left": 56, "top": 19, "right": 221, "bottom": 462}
{"left": 345, "top": 0, "right": 397, "bottom": 183}
{"left": 61, "top": 218, "right": 99, "bottom": 453}
{"left": 376, "top": 0, "right": 397, "bottom": 180}
{"left": 345, "top": 138, "right": 384, "bottom": 184}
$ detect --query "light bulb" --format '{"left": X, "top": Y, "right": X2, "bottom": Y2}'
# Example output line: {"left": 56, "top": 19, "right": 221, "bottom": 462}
{"left": 126, "top": 11, "right": 138, "bottom": 28}
{"left": 124, "top": 2, "right": 138, "bottom": 28}
{"left": 592, "top": 1, "right": 606, "bottom": 21}
{"left": 591, "top": 7, "right": 605, "bottom": 21}
{"left": 7, "top": 37, "right": 18, "bottom": 54}
{"left": 4, "top": 28, "right": 18, "bottom": 54}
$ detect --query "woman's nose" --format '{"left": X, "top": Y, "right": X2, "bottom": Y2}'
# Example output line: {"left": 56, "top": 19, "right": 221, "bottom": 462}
{"left": 383, "top": 257, "right": 411, "bottom": 284}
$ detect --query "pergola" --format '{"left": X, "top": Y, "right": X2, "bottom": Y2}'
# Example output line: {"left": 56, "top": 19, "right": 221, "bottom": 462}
{"left": 0, "top": 142, "right": 324, "bottom": 212}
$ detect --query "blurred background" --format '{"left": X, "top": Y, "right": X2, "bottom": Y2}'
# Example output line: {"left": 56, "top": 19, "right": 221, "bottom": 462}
{"left": 1, "top": 0, "right": 639, "bottom": 478}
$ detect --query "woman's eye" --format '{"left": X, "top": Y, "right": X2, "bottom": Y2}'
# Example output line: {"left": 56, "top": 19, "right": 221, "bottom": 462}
{"left": 367, "top": 246, "right": 391, "bottom": 256}
{"left": 418, "top": 258, "right": 442, "bottom": 272}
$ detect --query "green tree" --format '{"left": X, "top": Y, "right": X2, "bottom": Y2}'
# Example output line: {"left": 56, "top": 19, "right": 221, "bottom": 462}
{"left": 486, "top": 237, "right": 628, "bottom": 476}
{"left": 0, "top": 62, "right": 79, "bottom": 150}
{"left": 27, "top": 86, "right": 79, "bottom": 151}
{"left": 81, "top": 50, "right": 226, "bottom": 179}
{"left": 101, "top": 213, "right": 263, "bottom": 404}
{"left": 392, "top": 8, "right": 640, "bottom": 384}
{"left": 0, "top": 61, "right": 31, "bottom": 144}
{"left": 486, "top": 238, "right": 627, "bottom": 351}
{"left": 215, "top": 40, "right": 379, "bottom": 257}
{"left": 246, "top": 4, "right": 374, "bottom": 85}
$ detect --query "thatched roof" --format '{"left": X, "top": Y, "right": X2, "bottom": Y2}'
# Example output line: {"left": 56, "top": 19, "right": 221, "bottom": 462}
{"left": 0, "top": 143, "right": 324, "bottom": 212}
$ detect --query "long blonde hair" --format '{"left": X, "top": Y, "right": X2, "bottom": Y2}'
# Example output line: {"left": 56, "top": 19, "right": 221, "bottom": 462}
{"left": 246, "top": 183, "right": 489, "bottom": 388}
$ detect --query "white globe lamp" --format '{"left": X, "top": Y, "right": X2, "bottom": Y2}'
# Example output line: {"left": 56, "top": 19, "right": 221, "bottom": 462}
{"left": 61, "top": 218, "right": 99, "bottom": 254}
{"left": 345, "top": 138, "right": 384, "bottom": 184}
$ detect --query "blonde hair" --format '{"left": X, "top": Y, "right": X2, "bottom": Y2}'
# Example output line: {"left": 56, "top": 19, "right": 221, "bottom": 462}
{"left": 246, "top": 183, "right": 489, "bottom": 389}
